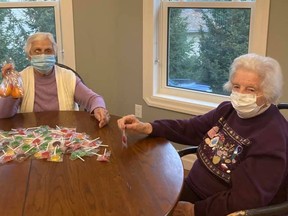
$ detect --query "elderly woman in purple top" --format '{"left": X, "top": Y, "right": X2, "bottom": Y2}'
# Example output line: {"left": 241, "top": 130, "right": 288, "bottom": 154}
{"left": 0, "top": 32, "right": 109, "bottom": 128}
{"left": 117, "top": 53, "right": 288, "bottom": 216}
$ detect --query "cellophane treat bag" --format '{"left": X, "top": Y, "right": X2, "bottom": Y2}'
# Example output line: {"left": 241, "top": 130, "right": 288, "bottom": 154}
{"left": 0, "top": 58, "right": 24, "bottom": 98}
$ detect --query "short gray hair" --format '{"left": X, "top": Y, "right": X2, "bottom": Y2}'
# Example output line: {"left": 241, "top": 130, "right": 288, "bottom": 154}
{"left": 24, "top": 32, "right": 57, "bottom": 56}
{"left": 223, "top": 53, "right": 283, "bottom": 104}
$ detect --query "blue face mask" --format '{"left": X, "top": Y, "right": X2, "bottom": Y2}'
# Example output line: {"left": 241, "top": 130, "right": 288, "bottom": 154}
{"left": 30, "top": 54, "right": 56, "bottom": 74}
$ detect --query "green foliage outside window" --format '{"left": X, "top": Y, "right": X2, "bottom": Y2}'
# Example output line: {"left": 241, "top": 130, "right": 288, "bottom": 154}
{"left": 168, "top": 7, "right": 250, "bottom": 95}
{"left": 0, "top": 6, "right": 55, "bottom": 81}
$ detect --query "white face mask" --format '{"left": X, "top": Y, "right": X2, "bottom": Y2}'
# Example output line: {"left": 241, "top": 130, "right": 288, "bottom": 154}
{"left": 230, "top": 91, "right": 269, "bottom": 118}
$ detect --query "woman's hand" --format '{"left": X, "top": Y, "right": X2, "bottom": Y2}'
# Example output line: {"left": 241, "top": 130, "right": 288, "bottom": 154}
{"left": 1, "top": 63, "right": 13, "bottom": 77}
{"left": 117, "top": 114, "right": 152, "bottom": 135}
{"left": 93, "top": 107, "right": 110, "bottom": 128}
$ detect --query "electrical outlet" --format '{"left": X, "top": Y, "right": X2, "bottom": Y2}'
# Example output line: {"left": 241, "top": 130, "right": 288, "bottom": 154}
{"left": 135, "top": 104, "right": 142, "bottom": 118}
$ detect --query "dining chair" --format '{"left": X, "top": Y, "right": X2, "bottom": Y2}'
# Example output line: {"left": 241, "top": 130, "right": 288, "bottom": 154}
{"left": 56, "top": 63, "right": 85, "bottom": 85}
{"left": 56, "top": 63, "right": 86, "bottom": 111}
{"left": 177, "top": 103, "right": 288, "bottom": 216}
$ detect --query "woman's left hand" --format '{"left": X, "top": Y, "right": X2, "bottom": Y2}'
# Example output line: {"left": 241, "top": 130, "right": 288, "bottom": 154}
{"left": 93, "top": 107, "right": 110, "bottom": 128}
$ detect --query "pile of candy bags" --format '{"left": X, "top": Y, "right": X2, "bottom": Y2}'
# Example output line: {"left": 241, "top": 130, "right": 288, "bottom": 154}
{"left": 0, "top": 125, "right": 110, "bottom": 164}
{"left": 0, "top": 58, "right": 24, "bottom": 98}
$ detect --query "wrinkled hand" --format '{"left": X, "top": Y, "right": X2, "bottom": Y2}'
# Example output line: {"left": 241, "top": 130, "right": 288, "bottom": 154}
{"left": 172, "top": 201, "right": 195, "bottom": 216}
{"left": 117, "top": 114, "right": 152, "bottom": 135}
{"left": 1, "top": 63, "right": 13, "bottom": 77}
{"left": 93, "top": 107, "right": 110, "bottom": 128}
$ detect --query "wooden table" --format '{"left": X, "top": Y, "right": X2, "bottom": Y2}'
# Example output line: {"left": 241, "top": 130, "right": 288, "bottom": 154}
{"left": 0, "top": 111, "right": 184, "bottom": 216}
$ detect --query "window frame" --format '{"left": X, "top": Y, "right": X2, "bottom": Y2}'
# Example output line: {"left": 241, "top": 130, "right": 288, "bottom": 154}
{"left": 143, "top": 0, "right": 270, "bottom": 115}
{"left": 0, "top": 0, "right": 75, "bottom": 69}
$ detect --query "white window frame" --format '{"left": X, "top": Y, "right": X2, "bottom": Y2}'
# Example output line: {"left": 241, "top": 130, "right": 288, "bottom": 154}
{"left": 143, "top": 0, "right": 270, "bottom": 115}
{"left": 0, "top": 0, "right": 75, "bottom": 69}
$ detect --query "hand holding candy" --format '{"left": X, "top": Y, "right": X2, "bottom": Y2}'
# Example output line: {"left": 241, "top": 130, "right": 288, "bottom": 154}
{"left": 0, "top": 59, "right": 24, "bottom": 98}
{"left": 117, "top": 115, "right": 152, "bottom": 135}
{"left": 1, "top": 63, "right": 14, "bottom": 77}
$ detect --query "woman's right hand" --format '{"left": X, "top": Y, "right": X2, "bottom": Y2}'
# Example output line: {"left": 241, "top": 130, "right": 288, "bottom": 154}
{"left": 1, "top": 63, "right": 13, "bottom": 77}
{"left": 117, "top": 114, "right": 153, "bottom": 135}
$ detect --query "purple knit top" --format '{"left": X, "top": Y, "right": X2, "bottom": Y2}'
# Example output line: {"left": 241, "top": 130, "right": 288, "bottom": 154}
{"left": 150, "top": 101, "right": 288, "bottom": 216}
{"left": 0, "top": 68, "right": 106, "bottom": 118}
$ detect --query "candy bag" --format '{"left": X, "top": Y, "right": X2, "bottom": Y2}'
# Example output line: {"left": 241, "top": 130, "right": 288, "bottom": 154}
{"left": 0, "top": 78, "right": 13, "bottom": 97}
{"left": 0, "top": 58, "right": 24, "bottom": 98}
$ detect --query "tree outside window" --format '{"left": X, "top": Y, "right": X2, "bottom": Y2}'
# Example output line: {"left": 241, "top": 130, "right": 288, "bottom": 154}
{"left": 0, "top": 6, "right": 56, "bottom": 75}
{"left": 143, "top": 0, "right": 269, "bottom": 115}
{"left": 167, "top": 7, "right": 250, "bottom": 95}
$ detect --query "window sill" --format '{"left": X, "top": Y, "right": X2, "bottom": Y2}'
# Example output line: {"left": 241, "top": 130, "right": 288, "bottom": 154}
{"left": 144, "top": 92, "right": 221, "bottom": 115}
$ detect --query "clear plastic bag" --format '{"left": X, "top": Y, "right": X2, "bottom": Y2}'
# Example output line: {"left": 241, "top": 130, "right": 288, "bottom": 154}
{"left": 0, "top": 78, "right": 13, "bottom": 97}
{"left": 0, "top": 58, "right": 24, "bottom": 98}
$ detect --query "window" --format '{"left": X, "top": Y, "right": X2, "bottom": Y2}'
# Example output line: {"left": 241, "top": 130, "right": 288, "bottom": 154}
{"left": 0, "top": 0, "right": 75, "bottom": 73}
{"left": 143, "top": 0, "right": 270, "bottom": 115}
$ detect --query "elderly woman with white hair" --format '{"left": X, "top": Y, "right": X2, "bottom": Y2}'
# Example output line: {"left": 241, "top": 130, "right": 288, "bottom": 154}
{"left": 117, "top": 53, "right": 288, "bottom": 216}
{"left": 0, "top": 32, "right": 110, "bottom": 128}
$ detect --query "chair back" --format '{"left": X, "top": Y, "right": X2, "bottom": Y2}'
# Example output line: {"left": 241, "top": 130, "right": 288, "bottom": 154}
{"left": 56, "top": 63, "right": 85, "bottom": 84}
{"left": 56, "top": 63, "right": 86, "bottom": 111}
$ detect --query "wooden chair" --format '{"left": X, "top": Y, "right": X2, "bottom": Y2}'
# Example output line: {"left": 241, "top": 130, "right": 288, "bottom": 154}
{"left": 177, "top": 103, "right": 288, "bottom": 216}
